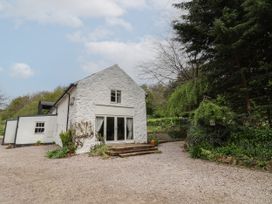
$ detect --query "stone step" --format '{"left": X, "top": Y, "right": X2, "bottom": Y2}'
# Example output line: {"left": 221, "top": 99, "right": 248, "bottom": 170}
{"left": 119, "top": 150, "right": 161, "bottom": 158}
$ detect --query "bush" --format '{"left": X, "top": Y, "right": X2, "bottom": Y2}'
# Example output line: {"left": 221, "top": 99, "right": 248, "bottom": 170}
{"left": 60, "top": 130, "right": 76, "bottom": 153}
{"left": 148, "top": 133, "right": 159, "bottom": 145}
{"left": 187, "top": 100, "right": 235, "bottom": 147}
{"left": 148, "top": 117, "right": 181, "bottom": 130}
{"left": 185, "top": 99, "right": 272, "bottom": 171}
{"left": 147, "top": 117, "right": 190, "bottom": 140}
{"left": 47, "top": 147, "right": 69, "bottom": 159}
{"left": 89, "top": 144, "right": 109, "bottom": 158}
{"left": 193, "top": 100, "right": 235, "bottom": 127}
{"left": 0, "top": 120, "right": 5, "bottom": 136}
{"left": 47, "top": 130, "right": 76, "bottom": 159}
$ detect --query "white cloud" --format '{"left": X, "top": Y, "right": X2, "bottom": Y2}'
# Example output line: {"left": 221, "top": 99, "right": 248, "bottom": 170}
{"left": 67, "top": 27, "right": 114, "bottom": 43}
{"left": 0, "top": 0, "right": 124, "bottom": 27}
{"left": 0, "top": 0, "right": 177, "bottom": 28}
{"left": 10, "top": 63, "right": 34, "bottom": 79}
{"left": 106, "top": 17, "right": 132, "bottom": 30}
{"left": 83, "top": 37, "right": 160, "bottom": 81}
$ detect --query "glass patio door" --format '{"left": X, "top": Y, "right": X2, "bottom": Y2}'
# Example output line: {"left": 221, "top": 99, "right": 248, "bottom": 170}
{"left": 117, "top": 117, "right": 125, "bottom": 140}
{"left": 96, "top": 116, "right": 133, "bottom": 142}
{"left": 106, "top": 117, "right": 114, "bottom": 141}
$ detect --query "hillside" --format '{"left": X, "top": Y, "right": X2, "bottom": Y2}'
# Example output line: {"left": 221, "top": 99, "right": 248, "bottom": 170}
{"left": 0, "top": 87, "right": 64, "bottom": 135}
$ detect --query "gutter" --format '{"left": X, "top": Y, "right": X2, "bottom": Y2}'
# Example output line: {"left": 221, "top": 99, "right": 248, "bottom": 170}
{"left": 13, "top": 117, "right": 20, "bottom": 148}
{"left": 66, "top": 93, "right": 71, "bottom": 131}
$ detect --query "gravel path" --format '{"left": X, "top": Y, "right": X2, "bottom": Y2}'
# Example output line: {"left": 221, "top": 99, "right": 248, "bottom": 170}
{"left": 0, "top": 142, "right": 271, "bottom": 204}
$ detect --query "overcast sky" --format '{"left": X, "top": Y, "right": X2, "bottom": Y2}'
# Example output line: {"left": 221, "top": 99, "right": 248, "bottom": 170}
{"left": 0, "top": 0, "right": 179, "bottom": 98}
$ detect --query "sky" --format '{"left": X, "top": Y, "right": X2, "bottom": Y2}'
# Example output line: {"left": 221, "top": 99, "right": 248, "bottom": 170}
{"left": 0, "top": 0, "right": 180, "bottom": 98}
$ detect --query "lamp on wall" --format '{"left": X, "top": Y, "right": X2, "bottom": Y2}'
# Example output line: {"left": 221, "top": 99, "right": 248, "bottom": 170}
{"left": 70, "top": 97, "right": 75, "bottom": 106}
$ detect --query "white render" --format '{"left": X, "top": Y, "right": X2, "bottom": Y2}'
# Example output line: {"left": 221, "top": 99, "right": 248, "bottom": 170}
{"left": 68, "top": 65, "right": 147, "bottom": 153}
{"left": 2, "top": 120, "right": 17, "bottom": 144}
{"left": 2, "top": 65, "right": 147, "bottom": 153}
{"left": 15, "top": 115, "right": 56, "bottom": 145}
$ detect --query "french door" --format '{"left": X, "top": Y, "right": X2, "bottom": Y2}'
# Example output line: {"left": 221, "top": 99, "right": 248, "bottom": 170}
{"left": 96, "top": 116, "right": 133, "bottom": 142}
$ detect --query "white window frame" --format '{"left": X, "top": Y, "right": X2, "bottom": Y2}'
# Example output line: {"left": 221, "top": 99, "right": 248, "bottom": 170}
{"left": 34, "top": 122, "right": 45, "bottom": 134}
{"left": 95, "top": 115, "right": 133, "bottom": 142}
{"left": 110, "top": 90, "right": 121, "bottom": 104}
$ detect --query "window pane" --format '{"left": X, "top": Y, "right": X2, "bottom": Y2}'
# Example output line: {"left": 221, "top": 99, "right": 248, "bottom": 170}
{"left": 95, "top": 117, "right": 104, "bottom": 139}
{"left": 111, "top": 90, "right": 116, "bottom": 102}
{"left": 117, "top": 117, "right": 124, "bottom": 140}
{"left": 126, "top": 118, "right": 133, "bottom": 140}
{"left": 106, "top": 117, "right": 115, "bottom": 141}
{"left": 117, "top": 90, "right": 121, "bottom": 103}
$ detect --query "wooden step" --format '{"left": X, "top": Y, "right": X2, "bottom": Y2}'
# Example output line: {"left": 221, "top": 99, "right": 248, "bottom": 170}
{"left": 108, "top": 147, "right": 158, "bottom": 156}
{"left": 119, "top": 150, "right": 161, "bottom": 158}
{"left": 108, "top": 144, "right": 155, "bottom": 151}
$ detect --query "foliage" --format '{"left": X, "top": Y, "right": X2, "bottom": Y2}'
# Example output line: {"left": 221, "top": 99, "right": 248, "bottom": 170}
{"left": 148, "top": 117, "right": 189, "bottom": 140}
{"left": 47, "top": 147, "right": 69, "bottom": 159}
{"left": 173, "top": 0, "right": 272, "bottom": 125}
{"left": 89, "top": 144, "right": 109, "bottom": 158}
{"left": 148, "top": 133, "right": 159, "bottom": 145}
{"left": 167, "top": 79, "right": 208, "bottom": 116}
{"left": 0, "top": 87, "right": 64, "bottom": 136}
{"left": 193, "top": 100, "right": 235, "bottom": 127}
{"left": 148, "top": 117, "right": 181, "bottom": 130}
{"left": 187, "top": 100, "right": 235, "bottom": 147}
{"left": 60, "top": 130, "right": 76, "bottom": 153}
{"left": 141, "top": 84, "right": 169, "bottom": 117}
{"left": 0, "top": 87, "right": 64, "bottom": 120}
{"left": 36, "top": 140, "right": 41, "bottom": 145}
{"left": 47, "top": 130, "right": 76, "bottom": 159}
{"left": 187, "top": 123, "right": 272, "bottom": 171}
{"left": 0, "top": 120, "right": 5, "bottom": 136}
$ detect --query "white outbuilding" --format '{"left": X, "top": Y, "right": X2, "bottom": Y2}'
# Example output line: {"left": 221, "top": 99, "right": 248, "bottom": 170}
{"left": 2, "top": 65, "right": 147, "bottom": 153}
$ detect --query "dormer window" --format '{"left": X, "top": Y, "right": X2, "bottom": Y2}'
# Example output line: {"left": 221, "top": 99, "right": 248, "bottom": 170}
{"left": 111, "top": 90, "right": 121, "bottom": 103}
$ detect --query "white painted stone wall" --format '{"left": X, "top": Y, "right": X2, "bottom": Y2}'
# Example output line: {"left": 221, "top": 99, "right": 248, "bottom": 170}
{"left": 3, "top": 120, "right": 17, "bottom": 144}
{"left": 54, "top": 95, "right": 69, "bottom": 146}
{"left": 53, "top": 89, "right": 77, "bottom": 146}
{"left": 15, "top": 115, "right": 56, "bottom": 145}
{"left": 68, "top": 65, "right": 147, "bottom": 153}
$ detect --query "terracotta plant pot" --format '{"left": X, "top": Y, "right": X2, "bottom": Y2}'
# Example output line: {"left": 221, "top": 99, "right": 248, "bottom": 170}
{"left": 150, "top": 139, "right": 156, "bottom": 146}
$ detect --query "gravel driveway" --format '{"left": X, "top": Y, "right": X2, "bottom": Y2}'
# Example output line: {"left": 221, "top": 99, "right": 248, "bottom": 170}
{"left": 0, "top": 142, "right": 271, "bottom": 204}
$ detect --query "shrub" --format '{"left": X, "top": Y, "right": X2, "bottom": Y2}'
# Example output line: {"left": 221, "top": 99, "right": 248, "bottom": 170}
{"left": 60, "top": 130, "right": 76, "bottom": 153}
{"left": 89, "top": 144, "right": 109, "bottom": 158}
{"left": 47, "top": 147, "right": 69, "bottom": 159}
{"left": 148, "top": 133, "right": 159, "bottom": 145}
{"left": 47, "top": 130, "right": 76, "bottom": 159}
{"left": 147, "top": 117, "right": 181, "bottom": 130}
{"left": 186, "top": 99, "right": 272, "bottom": 171}
{"left": 187, "top": 100, "right": 235, "bottom": 147}
{"left": 36, "top": 140, "right": 41, "bottom": 145}
{"left": 147, "top": 117, "right": 190, "bottom": 140}
{"left": 193, "top": 100, "right": 235, "bottom": 127}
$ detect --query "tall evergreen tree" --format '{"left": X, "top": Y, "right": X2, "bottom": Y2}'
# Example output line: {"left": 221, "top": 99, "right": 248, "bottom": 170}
{"left": 173, "top": 0, "right": 272, "bottom": 125}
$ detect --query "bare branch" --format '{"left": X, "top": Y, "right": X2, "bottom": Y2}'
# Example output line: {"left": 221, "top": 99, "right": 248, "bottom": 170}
{"left": 139, "top": 39, "right": 196, "bottom": 84}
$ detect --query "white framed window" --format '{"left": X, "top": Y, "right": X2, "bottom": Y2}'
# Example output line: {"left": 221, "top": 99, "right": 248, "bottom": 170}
{"left": 35, "top": 122, "right": 45, "bottom": 134}
{"left": 111, "top": 90, "right": 121, "bottom": 103}
{"left": 95, "top": 116, "right": 133, "bottom": 142}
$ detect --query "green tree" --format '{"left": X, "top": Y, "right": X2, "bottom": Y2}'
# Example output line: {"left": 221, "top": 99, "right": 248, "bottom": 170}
{"left": 173, "top": 0, "right": 272, "bottom": 125}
